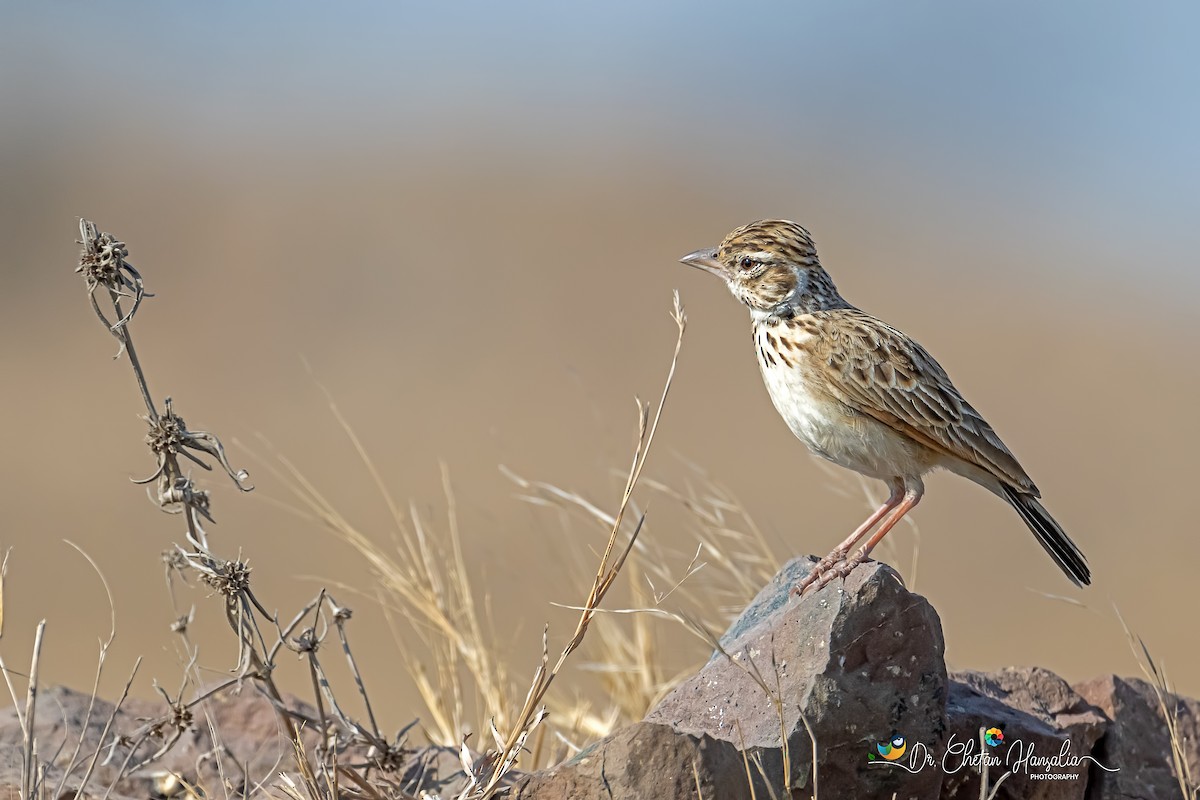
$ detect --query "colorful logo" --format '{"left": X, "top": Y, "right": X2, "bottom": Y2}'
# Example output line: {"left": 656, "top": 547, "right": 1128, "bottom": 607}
{"left": 869, "top": 733, "right": 908, "bottom": 762}
{"left": 984, "top": 727, "right": 1004, "bottom": 747}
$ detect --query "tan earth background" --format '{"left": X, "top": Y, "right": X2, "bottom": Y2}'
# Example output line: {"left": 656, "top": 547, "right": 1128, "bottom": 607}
{"left": 2, "top": 3, "right": 1198, "bottom": 731}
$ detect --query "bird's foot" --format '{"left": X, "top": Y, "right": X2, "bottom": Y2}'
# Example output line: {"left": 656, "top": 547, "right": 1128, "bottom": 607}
{"left": 795, "top": 546, "right": 878, "bottom": 596}
{"left": 810, "top": 554, "right": 870, "bottom": 593}
{"left": 792, "top": 549, "right": 851, "bottom": 596}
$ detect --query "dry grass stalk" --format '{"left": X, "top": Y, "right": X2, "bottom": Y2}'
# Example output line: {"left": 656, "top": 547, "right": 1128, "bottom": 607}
{"left": 52, "top": 543, "right": 121, "bottom": 799}
{"left": 501, "top": 467, "right": 783, "bottom": 727}
{"left": 458, "top": 293, "right": 687, "bottom": 799}
{"left": 1116, "top": 608, "right": 1198, "bottom": 800}
{"left": 20, "top": 621, "right": 46, "bottom": 800}
{"left": 252, "top": 443, "right": 514, "bottom": 747}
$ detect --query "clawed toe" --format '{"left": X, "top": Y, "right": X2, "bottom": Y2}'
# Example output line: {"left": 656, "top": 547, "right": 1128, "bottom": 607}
{"left": 812, "top": 557, "right": 862, "bottom": 593}
{"left": 793, "top": 551, "right": 849, "bottom": 596}
{"left": 795, "top": 551, "right": 874, "bottom": 596}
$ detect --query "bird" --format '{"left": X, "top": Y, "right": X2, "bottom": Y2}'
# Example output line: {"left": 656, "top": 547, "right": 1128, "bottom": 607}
{"left": 679, "top": 220, "right": 1089, "bottom": 595}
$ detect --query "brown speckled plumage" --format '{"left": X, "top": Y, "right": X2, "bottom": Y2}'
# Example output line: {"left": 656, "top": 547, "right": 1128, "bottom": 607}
{"left": 680, "top": 219, "right": 1089, "bottom": 594}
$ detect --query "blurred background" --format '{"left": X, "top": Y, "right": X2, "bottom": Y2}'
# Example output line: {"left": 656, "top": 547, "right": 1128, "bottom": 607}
{"left": 2, "top": 0, "right": 1198, "bottom": 731}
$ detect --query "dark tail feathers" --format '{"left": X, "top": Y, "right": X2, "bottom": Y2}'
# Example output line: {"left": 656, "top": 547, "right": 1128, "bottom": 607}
{"left": 1002, "top": 485, "right": 1090, "bottom": 587}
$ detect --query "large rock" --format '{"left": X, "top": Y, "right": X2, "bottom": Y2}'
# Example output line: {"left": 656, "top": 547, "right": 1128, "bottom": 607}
{"left": 509, "top": 720, "right": 752, "bottom": 799}
{"left": 519, "top": 556, "right": 949, "bottom": 799}
{"left": 1075, "top": 674, "right": 1200, "bottom": 800}
{"left": 653, "top": 556, "right": 949, "bottom": 797}
{"left": 515, "top": 558, "right": 1200, "bottom": 800}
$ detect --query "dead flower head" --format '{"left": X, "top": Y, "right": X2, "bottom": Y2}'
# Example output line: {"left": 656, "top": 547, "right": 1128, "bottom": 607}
{"left": 135, "top": 397, "right": 253, "bottom": 515}
{"left": 198, "top": 556, "right": 252, "bottom": 597}
{"left": 76, "top": 218, "right": 151, "bottom": 342}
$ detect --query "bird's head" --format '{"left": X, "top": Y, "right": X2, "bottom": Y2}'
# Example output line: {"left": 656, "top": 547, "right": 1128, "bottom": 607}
{"left": 680, "top": 219, "right": 844, "bottom": 316}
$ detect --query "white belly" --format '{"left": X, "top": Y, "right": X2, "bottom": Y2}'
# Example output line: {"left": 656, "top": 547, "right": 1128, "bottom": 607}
{"left": 755, "top": 325, "right": 927, "bottom": 480}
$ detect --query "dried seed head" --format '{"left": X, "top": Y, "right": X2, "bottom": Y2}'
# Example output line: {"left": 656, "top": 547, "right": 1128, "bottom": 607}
{"left": 76, "top": 219, "right": 151, "bottom": 337}
{"left": 146, "top": 412, "right": 186, "bottom": 456}
{"left": 167, "top": 703, "right": 193, "bottom": 731}
{"left": 76, "top": 222, "right": 129, "bottom": 286}
{"left": 134, "top": 397, "right": 251, "bottom": 527}
{"left": 201, "top": 558, "right": 251, "bottom": 597}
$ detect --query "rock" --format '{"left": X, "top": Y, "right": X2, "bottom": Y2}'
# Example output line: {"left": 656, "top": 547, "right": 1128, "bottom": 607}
{"left": 513, "top": 557, "right": 1200, "bottom": 800}
{"left": 520, "top": 556, "right": 949, "bottom": 799}
{"left": 941, "top": 667, "right": 1107, "bottom": 800}
{"left": 510, "top": 721, "right": 752, "bottom": 799}
{"left": 1074, "top": 674, "right": 1200, "bottom": 800}
{"left": 0, "top": 683, "right": 324, "bottom": 799}
{"left": 0, "top": 683, "right": 463, "bottom": 799}
{"left": 649, "top": 556, "right": 948, "bottom": 798}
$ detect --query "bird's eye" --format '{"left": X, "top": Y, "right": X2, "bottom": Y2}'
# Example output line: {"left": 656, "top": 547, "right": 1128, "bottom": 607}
{"left": 739, "top": 256, "right": 755, "bottom": 271}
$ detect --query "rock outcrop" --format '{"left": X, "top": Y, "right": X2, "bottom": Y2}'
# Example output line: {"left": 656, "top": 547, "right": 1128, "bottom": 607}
{"left": 3, "top": 557, "right": 1197, "bottom": 799}
{"left": 514, "top": 557, "right": 1199, "bottom": 800}
{"left": 518, "top": 557, "right": 947, "bottom": 799}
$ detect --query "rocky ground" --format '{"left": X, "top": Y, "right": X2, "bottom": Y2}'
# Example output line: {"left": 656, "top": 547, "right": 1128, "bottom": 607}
{"left": 3, "top": 558, "right": 1196, "bottom": 799}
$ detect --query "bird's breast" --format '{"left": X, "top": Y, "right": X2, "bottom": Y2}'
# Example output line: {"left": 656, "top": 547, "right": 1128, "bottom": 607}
{"left": 754, "top": 322, "right": 836, "bottom": 451}
{"left": 752, "top": 320, "right": 929, "bottom": 479}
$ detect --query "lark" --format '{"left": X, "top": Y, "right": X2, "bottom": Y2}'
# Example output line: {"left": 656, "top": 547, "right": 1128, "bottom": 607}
{"left": 681, "top": 220, "right": 1089, "bottom": 595}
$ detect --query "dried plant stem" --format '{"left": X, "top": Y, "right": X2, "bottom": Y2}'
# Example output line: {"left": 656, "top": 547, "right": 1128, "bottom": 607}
{"left": 1115, "top": 606, "right": 1198, "bottom": 800}
{"left": 21, "top": 620, "right": 46, "bottom": 800}
{"left": 0, "top": 548, "right": 8, "bottom": 638}
{"left": 470, "top": 293, "right": 687, "bottom": 798}
{"left": 73, "top": 658, "right": 142, "bottom": 800}
{"left": 75, "top": 220, "right": 412, "bottom": 799}
{"left": 53, "top": 543, "right": 119, "bottom": 800}
{"left": 112, "top": 296, "right": 158, "bottom": 420}
{"left": 332, "top": 607, "right": 383, "bottom": 742}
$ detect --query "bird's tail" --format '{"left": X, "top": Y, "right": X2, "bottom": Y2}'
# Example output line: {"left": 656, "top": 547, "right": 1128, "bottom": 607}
{"left": 1001, "top": 485, "right": 1090, "bottom": 587}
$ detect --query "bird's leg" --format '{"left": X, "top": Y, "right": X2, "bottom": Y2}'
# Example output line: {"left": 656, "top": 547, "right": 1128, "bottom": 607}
{"left": 811, "top": 485, "right": 923, "bottom": 593}
{"left": 794, "top": 480, "right": 904, "bottom": 596}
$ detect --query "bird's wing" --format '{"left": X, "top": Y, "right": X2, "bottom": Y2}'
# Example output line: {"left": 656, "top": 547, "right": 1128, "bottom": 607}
{"left": 810, "top": 309, "right": 1037, "bottom": 493}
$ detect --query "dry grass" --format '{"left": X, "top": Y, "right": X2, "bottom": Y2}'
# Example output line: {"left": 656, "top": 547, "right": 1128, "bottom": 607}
{"left": 2, "top": 219, "right": 715, "bottom": 799}
{"left": 253, "top": 294, "right": 695, "bottom": 794}
{"left": 1116, "top": 608, "right": 1199, "bottom": 800}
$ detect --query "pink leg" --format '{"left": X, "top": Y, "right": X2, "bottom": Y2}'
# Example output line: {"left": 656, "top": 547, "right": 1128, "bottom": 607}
{"left": 809, "top": 485, "right": 923, "bottom": 594}
{"left": 794, "top": 480, "right": 904, "bottom": 596}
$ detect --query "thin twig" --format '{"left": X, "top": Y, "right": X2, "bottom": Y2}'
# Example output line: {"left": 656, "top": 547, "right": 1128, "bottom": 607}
{"left": 22, "top": 620, "right": 47, "bottom": 800}
{"left": 471, "top": 293, "right": 688, "bottom": 798}
{"left": 54, "top": 542, "right": 119, "bottom": 799}
{"left": 74, "top": 658, "right": 141, "bottom": 800}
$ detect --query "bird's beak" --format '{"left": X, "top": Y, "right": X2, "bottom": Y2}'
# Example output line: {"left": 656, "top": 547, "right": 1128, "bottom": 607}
{"left": 679, "top": 248, "right": 724, "bottom": 277}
